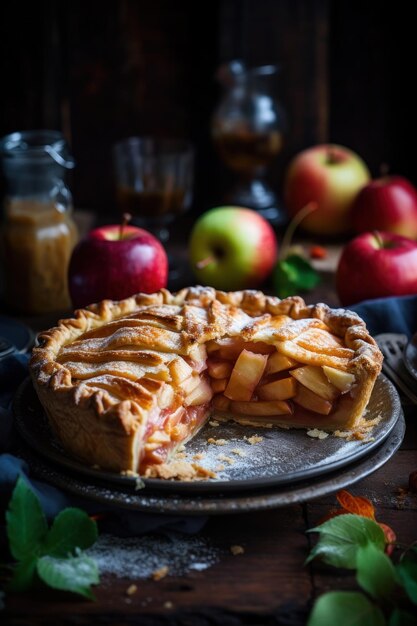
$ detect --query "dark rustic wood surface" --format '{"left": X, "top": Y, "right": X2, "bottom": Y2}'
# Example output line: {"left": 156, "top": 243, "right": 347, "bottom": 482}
{"left": 2, "top": 248, "right": 417, "bottom": 626}
{"left": 3, "top": 450, "right": 417, "bottom": 625}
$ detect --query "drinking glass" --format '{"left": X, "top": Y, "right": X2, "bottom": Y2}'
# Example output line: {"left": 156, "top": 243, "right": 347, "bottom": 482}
{"left": 113, "top": 137, "right": 194, "bottom": 243}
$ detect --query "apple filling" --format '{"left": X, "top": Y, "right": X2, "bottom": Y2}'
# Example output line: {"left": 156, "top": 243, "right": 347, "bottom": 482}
{"left": 203, "top": 337, "right": 357, "bottom": 429}
{"left": 133, "top": 336, "right": 358, "bottom": 472}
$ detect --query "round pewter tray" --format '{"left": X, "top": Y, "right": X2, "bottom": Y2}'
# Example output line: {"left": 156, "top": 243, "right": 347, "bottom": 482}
{"left": 14, "top": 375, "right": 402, "bottom": 494}
{"left": 14, "top": 414, "right": 405, "bottom": 515}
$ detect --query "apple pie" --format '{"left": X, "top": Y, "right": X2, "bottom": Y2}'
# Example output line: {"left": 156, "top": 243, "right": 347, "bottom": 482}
{"left": 30, "top": 287, "right": 383, "bottom": 474}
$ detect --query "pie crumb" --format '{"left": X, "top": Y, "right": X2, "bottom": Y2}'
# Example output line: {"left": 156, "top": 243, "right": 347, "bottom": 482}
{"left": 230, "top": 545, "right": 245, "bottom": 556}
{"left": 207, "top": 437, "right": 227, "bottom": 445}
{"left": 334, "top": 414, "right": 382, "bottom": 442}
{"left": 176, "top": 444, "right": 186, "bottom": 452}
{"left": 174, "top": 452, "right": 186, "bottom": 459}
{"left": 244, "top": 435, "right": 263, "bottom": 445}
{"left": 231, "top": 448, "right": 246, "bottom": 457}
{"left": 209, "top": 420, "right": 220, "bottom": 427}
{"left": 193, "top": 452, "right": 205, "bottom": 460}
{"left": 307, "top": 428, "right": 329, "bottom": 440}
{"left": 218, "top": 454, "right": 235, "bottom": 465}
{"left": 123, "top": 469, "right": 139, "bottom": 477}
{"left": 192, "top": 464, "right": 217, "bottom": 478}
{"left": 152, "top": 566, "right": 169, "bottom": 581}
{"left": 144, "top": 460, "right": 216, "bottom": 480}
{"left": 215, "top": 464, "right": 225, "bottom": 471}
{"left": 126, "top": 584, "right": 137, "bottom": 595}
{"left": 164, "top": 601, "right": 173, "bottom": 609}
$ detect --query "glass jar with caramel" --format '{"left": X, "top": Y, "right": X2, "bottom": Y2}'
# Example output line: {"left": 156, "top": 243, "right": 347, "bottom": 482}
{"left": 0, "top": 130, "right": 78, "bottom": 315}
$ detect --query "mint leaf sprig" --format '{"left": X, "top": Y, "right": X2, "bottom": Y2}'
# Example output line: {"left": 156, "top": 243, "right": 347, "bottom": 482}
{"left": 306, "top": 508, "right": 417, "bottom": 626}
{"left": 5, "top": 476, "right": 99, "bottom": 599}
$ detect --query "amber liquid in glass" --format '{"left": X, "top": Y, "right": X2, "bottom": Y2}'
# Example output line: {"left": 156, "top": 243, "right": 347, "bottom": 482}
{"left": 214, "top": 129, "right": 283, "bottom": 174}
{"left": 116, "top": 187, "right": 187, "bottom": 218}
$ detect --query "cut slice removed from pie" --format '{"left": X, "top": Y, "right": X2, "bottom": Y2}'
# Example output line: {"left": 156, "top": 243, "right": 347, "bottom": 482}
{"left": 30, "top": 287, "right": 383, "bottom": 475}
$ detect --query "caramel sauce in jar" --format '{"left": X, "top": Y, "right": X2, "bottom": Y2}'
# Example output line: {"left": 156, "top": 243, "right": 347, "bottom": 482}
{"left": 2, "top": 199, "right": 78, "bottom": 314}
{"left": 0, "top": 130, "right": 77, "bottom": 314}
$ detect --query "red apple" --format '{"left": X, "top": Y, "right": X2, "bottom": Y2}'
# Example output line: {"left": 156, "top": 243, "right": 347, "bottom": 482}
{"left": 336, "top": 231, "right": 417, "bottom": 306}
{"left": 69, "top": 224, "right": 168, "bottom": 308}
{"left": 284, "top": 144, "right": 370, "bottom": 235}
{"left": 352, "top": 176, "right": 417, "bottom": 238}
{"left": 189, "top": 206, "right": 277, "bottom": 290}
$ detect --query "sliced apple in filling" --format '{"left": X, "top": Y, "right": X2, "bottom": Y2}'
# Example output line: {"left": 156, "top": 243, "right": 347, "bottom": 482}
{"left": 257, "top": 376, "right": 297, "bottom": 401}
{"left": 212, "top": 394, "right": 230, "bottom": 411}
{"left": 265, "top": 352, "right": 298, "bottom": 375}
{"left": 149, "top": 342, "right": 355, "bottom": 456}
{"left": 207, "top": 359, "right": 233, "bottom": 379}
{"left": 157, "top": 382, "right": 175, "bottom": 409}
{"left": 180, "top": 374, "right": 201, "bottom": 395}
{"left": 224, "top": 349, "right": 268, "bottom": 401}
{"left": 322, "top": 365, "right": 355, "bottom": 393}
{"left": 211, "top": 378, "right": 228, "bottom": 393}
{"left": 290, "top": 365, "right": 339, "bottom": 401}
{"left": 293, "top": 384, "right": 333, "bottom": 415}
{"left": 184, "top": 377, "right": 213, "bottom": 406}
{"left": 169, "top": 357, "right": 193, "bottom": 383}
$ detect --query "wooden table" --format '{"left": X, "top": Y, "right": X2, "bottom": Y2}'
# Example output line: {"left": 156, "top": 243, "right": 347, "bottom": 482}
{"left": 3, "top": 245, "right": 417, "bottom": 626}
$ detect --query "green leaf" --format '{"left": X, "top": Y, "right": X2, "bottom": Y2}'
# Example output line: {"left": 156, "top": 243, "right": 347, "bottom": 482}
{"left": 306, "top": 514, "right": 386, "bottom": 569}
{"left": 307, "top": 591, "right": 386, "bottom": 626}
{"left": 7, "top": 558, "right": 38, "bottom": 592}
{"left": 356, "top": 542, "right": 396, "bottom": 599}
{"left": 396, "top": 558, "right": 417, "bottom": 605}
{"left": 274, "top": 254, "right": 320, "bottom": 299}
{"left": 36, "top": 554, "right": 99, "bottom": 600}
{"left": 44, "top": 508, "right": 98, "bottom": 557}
{"left": 6, "top": 476, "right": 48, "bottom": 561}
{"left": 389, "top": 608, "right": 417, "bottom": 626}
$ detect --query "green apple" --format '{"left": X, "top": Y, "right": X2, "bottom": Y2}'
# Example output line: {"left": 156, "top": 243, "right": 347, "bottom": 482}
{"left": 189, "top": 206, "right": 278, "bottom": 290}
{"left": 284, "top": 144, "right": 370, "bottom": 235}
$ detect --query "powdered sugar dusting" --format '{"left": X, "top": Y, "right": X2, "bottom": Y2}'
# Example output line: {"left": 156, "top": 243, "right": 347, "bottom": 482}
{"left": 87, "top": 534, "right": 221, "bottom": 579}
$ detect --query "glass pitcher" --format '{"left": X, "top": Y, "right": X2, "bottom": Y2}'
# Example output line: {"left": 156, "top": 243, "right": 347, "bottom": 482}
{"left": 212, "top": 60, "right": 287, "bottom": 225}
{"left": 0, "top": 130, "right": 78, "bottom": 315}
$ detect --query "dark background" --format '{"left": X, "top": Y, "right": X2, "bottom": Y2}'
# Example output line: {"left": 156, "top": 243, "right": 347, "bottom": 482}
{"left": 0, "top": 0, "right": 415, "bottom": 221}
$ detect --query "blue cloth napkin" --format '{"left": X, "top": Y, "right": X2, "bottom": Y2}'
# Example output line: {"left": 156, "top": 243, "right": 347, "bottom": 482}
{"left": 0, "top": 350, "right": 205, "bottom": 535}
{"left": 350, "top": 294, "right": 417, "bottom": 338}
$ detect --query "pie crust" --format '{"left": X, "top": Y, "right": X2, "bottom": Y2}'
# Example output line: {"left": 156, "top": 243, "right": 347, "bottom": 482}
{"left": 30, "top": 287, "right": 383, "bottom": 474}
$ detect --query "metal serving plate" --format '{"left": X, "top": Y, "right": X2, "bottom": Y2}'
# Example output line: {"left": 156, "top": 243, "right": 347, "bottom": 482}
{"left": 14, "top": 375, "right": 402, "bottom": 494}
{"left": 14, "top": 414, "right": 405, "bottom": 515}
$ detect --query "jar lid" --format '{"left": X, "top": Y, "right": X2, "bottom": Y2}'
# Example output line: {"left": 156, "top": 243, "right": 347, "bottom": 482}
{"left": 0, "top": 130, "right": 75, "bottom": 169}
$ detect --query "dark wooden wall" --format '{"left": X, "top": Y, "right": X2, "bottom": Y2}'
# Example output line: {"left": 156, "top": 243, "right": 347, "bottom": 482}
{"left": 1, "top": 0, "right": 416, "bottom": 219}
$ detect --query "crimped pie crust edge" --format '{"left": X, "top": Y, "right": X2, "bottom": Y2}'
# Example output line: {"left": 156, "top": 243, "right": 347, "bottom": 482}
{"left": 29, "top": 287, "right": 383, "bottom": 472}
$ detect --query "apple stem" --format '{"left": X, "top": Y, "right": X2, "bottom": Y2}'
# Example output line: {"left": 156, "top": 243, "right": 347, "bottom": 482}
{"left": 280, "top": 202, "right": 318, "bottom": 260}
{"left": 119, "top": 213, "right": 132, "bottom": 240}
{"left": 372, "top": 230, "right": 385, "bottom": 249}
{"left": 326, "top": 147, "right": 339, "bottom": 165}
{"left": 379, "top": 162, "right": 390, "bottom": 177}
{"left": 196, "top": 256, "right": 215, "bottom": 270}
